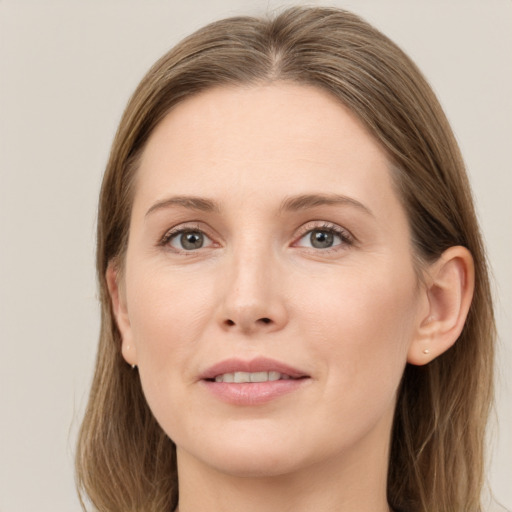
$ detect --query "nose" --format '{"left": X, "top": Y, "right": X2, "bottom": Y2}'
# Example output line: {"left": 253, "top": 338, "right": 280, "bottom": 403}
{"left": 216, "top": 245, "right": 289, "bottom": 335}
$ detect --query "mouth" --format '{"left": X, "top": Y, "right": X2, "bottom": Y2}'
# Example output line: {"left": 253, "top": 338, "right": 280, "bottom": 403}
{"left": 199, "top": 357, "right": 309, "bottom": 382}
{"left": 209, "top": 371, "right": 305, "bottom": 383}
{"left": 199, "top": 357, "right": 310, "bottom": 405}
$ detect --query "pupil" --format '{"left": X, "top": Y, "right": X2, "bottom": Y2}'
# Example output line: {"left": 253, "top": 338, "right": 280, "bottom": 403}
{"left": 311, "top": 230, "right": 333, "bottom": 248}
{"left": 181, "top": 232, "right": 203, "bottom": 250}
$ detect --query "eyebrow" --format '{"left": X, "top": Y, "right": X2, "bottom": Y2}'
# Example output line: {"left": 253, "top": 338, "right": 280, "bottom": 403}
{"left": 145, "top": 193, "right": 373, "bottom": 218}
{"left": 145, "top": 196, "right": 220, "bottom": 217}
{"left": 279, "top": 193, "right": 374, "bottom": 217}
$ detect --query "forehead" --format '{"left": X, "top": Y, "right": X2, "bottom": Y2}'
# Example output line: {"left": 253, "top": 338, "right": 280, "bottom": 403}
{"left": 134, "top": 82, "right": 400, "bottom": 219}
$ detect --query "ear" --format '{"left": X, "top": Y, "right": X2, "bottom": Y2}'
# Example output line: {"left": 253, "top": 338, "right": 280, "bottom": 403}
{"left": 106, "top": 262, "right": 137, "bottom": 366}
{"left": 407, "top": 246, "right": 474, "bottom": 365}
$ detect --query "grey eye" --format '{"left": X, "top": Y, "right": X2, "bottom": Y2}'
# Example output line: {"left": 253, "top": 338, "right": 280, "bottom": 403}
{"left": 295, "top": 227, "right": 346, "bottom": 250}
{"left": 310, "top": 230, "right": 335, "bottom": 248}
{"left": 170, "top": 230, "right": 211, "bottom": 250}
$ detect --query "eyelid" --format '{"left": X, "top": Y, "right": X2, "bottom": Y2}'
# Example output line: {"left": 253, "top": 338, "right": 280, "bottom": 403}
{"left": 157, "top": 220, "right": 355, "bottom": 252}
{"left": 292, "top": 221, "right": 355, "bottom": 248}
{"left": 158, "top": 222, "right": 218, "bottom": 250}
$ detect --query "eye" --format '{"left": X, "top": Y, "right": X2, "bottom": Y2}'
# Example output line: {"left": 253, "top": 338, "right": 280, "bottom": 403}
{"left": 300, "top": 229, "right": 340, "bottom": 249}
{"left": 294, "top": 224, "right": 353, "bottom": 250}
{"left": 164, "top": 229, "right": 214, "bottom": 251}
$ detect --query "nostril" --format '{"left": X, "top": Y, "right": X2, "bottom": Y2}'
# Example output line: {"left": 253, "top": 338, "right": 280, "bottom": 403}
{"left": 223, "top": 317, "right": 272, "bottom": 328}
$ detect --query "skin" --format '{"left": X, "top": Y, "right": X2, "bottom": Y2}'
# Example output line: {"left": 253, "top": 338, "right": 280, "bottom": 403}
{"left": 108, "top": 83, "right": 474, "bottom": 512}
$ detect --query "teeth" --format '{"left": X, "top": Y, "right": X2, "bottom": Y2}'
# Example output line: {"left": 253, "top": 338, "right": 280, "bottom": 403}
{"left": 250, "top": 371, "right": 267, "bottom": 382}
{"left": 214, "top": 371, "right": 290, "bottom": 383}
{"left": 234, "top": 371, "right": 250, "bottom": 383}
{"left": 222, "top": 373, "right": 234, "bottom": 383}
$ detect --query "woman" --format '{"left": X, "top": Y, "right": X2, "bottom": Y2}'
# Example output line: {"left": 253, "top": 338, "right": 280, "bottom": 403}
{"left": 76, "top": 6, "right": 496, "bottom": 512}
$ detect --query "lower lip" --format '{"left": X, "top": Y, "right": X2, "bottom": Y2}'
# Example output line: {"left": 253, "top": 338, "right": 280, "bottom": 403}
{"left": 201, "top": 378, "right": 309, "bottom": 405}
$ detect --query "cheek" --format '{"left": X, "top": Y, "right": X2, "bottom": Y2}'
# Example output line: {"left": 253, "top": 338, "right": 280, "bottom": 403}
{"left": 126, "top": 267, "right": 217, "bottom": 375}
{"left": 286, "top": 267, "right": 419, "bottom": 454}
{"left": 297, "top": 263, "right": 419, "bottom": 401}
{"left": 125, "top": 268, "right": 220, "bottom": 436}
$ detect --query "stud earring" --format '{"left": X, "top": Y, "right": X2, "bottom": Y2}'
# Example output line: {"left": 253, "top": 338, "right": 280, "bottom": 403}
{"left": 423, "top": 348, "right": 430, "bottom": 355}
{"left": 125, "top": 345, "right": 136, "bottom": 368}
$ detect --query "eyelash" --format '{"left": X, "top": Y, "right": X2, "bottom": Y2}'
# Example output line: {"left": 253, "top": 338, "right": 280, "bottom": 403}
{"left": 159, "top": 224, "right": 213, "bottom": 249}
{"left": 293, "top": 222, "right": 355, "bottom": 250}
{"left": 158, "top": 221, "right": 355, "bottom": 253}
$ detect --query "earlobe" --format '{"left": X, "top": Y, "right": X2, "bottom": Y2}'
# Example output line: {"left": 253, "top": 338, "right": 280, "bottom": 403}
{"left": 106, "top": 262, "right": 137, "bottom": 366}
{"left": 407, "top": 246, "right": 474, "bottom": 366}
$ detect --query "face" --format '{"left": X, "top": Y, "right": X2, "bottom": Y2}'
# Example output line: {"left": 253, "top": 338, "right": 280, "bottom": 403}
{"left": 111, "top": 83, "right": 429, "bottom": 478}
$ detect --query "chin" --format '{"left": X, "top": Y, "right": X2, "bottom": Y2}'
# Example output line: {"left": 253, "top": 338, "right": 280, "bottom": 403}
{"left": 204, "top": 450, "right": 305, "bottom": 478}
{"left": 177, "top": 428, "right": 313, "bottom": 478}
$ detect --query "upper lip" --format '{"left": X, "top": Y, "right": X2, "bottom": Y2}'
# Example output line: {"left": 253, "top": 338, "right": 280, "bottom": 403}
{"left": 199, "top": 357, "right": 309, "bottom": 381}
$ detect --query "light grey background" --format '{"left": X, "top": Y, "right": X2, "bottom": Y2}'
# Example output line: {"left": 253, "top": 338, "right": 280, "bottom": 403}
{"left": 0, "top": 1, "right": 510, "bottom": 511}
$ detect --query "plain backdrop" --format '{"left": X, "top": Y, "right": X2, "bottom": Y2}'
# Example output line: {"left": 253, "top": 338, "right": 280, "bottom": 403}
{"left": 0, "top": 1, "right": 510, "bottom": 511}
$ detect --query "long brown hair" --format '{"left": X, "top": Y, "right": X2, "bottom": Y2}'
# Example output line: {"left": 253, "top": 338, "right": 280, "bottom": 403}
{"left": 76, "top": 7, "right": 495, "bottom": 512}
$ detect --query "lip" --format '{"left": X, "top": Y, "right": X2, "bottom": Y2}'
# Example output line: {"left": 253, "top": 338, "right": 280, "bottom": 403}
{"left": 199, "top": 357, "right": 309, "bottom": 381}
{"left": 199, "top": 357, "right": 311, "bottom": 406}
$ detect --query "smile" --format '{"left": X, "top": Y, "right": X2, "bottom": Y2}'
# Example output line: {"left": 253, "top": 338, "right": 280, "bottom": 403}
{"left": 200, "top": 358, "right": 310, "bottom": 405}
{"left": 213, "top": 371, "right": 295, "bottom": 383}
